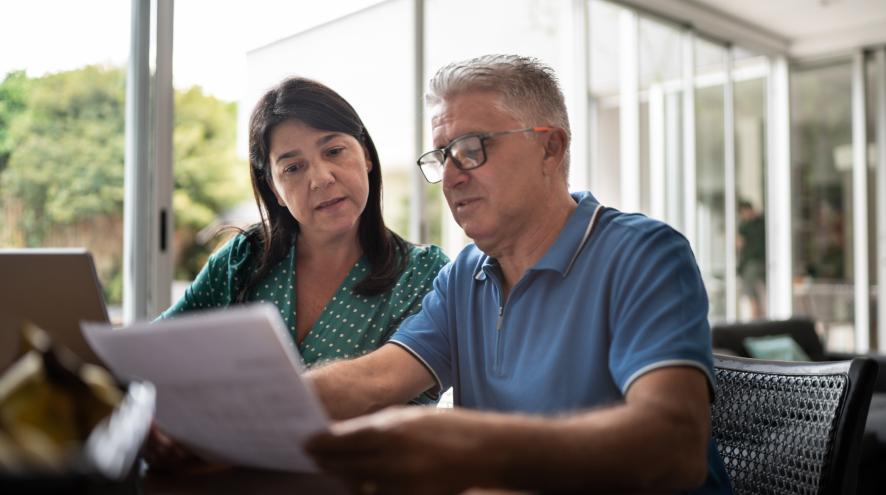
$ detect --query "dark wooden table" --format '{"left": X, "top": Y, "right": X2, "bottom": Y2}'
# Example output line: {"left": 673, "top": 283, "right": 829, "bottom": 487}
{"left": 143, "top": 466, "right": 528, "bottom": 495}
{"left": 143, "top": 466, "right": 351, "bottom": 494}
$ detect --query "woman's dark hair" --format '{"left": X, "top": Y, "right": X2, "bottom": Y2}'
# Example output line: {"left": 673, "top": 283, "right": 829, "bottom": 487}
{"left": 239, "top": 77, "right": 409, "bottom": 301}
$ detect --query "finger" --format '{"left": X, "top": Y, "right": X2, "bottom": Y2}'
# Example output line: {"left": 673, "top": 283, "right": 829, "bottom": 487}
{"left": 312, "top": 447, "right": 413, "bottom": 477}
{"left": 306, "top": 429, "right": 388, "bottom": 454}
{"left": 314, "top": 458, "right": 389, "bottom": 480}
{"left": 322, "top": 467, "right": 427, "bottom": 495}
{"left": 310, "top": 447, "right": 396, "bottom": 476}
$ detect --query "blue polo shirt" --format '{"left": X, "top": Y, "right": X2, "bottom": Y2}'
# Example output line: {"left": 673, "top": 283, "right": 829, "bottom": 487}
{"left": 391, "top": 191, "right": 731, "bottom": 494}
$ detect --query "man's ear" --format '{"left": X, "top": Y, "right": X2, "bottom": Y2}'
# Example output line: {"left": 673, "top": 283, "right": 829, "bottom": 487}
{"left": 541, "top": 128, "right": 567, "bottom": 175}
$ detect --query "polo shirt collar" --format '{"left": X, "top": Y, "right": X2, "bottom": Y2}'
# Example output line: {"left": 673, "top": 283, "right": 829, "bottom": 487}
{"left": 473, "top": 191, "right": 601, "bottom": 281}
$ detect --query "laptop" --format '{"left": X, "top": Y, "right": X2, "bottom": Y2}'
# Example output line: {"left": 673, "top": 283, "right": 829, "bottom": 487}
{"left": 0, "top": 248, "right": 109, "bottom": 368}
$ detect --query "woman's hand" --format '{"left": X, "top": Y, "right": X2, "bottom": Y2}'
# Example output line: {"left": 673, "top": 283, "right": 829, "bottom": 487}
{"left": 142, "top": 423, "right": 210, "bottom": 473}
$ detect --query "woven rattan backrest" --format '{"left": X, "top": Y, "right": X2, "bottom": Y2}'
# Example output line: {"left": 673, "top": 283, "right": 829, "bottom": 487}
{"left": 712, "top": 359, "right": 848, "bottom": 495}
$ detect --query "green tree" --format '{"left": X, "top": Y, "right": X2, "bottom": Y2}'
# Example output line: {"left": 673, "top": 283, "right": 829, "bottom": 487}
{"left": 0, "top": 66, "right": 250, "bottom": 300}
{"left": 0, "top": 71, "right": 28, "bottom": 173}
{"left": 172, "top": 86, "right": 251, "bottom": 278}
{"left": 1, "top": 66, "right": 126, "bottom": 245}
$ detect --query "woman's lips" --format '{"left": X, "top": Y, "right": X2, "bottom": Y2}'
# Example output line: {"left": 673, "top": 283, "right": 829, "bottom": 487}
{"left": 316, "top": 197, "right": 346, "bottom": 210}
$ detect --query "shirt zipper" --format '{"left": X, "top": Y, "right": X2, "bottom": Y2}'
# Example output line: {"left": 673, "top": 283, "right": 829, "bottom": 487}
{"left": 494, "top": 303, "right": 505, "bottom": 375}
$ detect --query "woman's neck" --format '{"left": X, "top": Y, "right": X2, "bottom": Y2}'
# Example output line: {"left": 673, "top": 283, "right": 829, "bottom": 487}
{"left": 296, "top": 229, "right": 363, "bottom": 269}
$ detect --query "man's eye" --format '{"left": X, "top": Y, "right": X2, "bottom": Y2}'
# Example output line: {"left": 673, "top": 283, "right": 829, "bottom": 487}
{"left": 455, "top": 139, "right": 483, "bottom": 156}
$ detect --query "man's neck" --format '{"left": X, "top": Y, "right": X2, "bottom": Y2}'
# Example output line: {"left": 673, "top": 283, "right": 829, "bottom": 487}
{"left": 495, "top": 192, "right": 577, "bottom": 294}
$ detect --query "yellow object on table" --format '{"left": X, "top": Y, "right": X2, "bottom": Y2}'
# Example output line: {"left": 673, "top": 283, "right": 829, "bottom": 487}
{"left": 0, "top": 322, "right": 122, "bottom": 473}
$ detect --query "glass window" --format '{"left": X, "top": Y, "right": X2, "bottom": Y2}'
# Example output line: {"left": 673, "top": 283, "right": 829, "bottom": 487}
{"left": 638, "top": 16, "right": 683, "bottom": 222}
{"left": 791, "top": 62, "right": 854, "bottom": 351}
{"left": 866, "top": 52, "right": 879, "bottom": 348}
{"left": 589, "top": 0, "right": 623, "bottom": 208}
{"left": 694, "top": 38, "right": 727, "bottom": 320}
{"left": 0, "top": 0, "right": 130, "bottom": 319}
{"left": 734, "top": 75, "right": 768, "bottom": 321}
{"left": 639, "top": 17, "right": 683, "bottom": 89}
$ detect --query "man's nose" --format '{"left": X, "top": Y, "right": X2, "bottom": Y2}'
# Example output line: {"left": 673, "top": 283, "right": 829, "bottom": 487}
{"left": 441, "top": 157, "right": 467, "bottom": 190}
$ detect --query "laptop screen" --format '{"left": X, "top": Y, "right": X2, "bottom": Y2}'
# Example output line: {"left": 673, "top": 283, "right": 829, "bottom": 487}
{"left": 0, "top": 248, "right": 109, "bottom": 367}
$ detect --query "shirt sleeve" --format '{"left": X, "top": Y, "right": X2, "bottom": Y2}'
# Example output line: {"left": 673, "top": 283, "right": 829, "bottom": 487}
{"left": 389, "top": 261, "right": 454, "bottom": 394}
{"left": 158, "top": 235, "right": 244, "bottom": 319}
{"left": 378, "top": 244, "right": 450, "bottom": 342}
{"left": 607, "top": 223, "right": 716, "bottom": 394}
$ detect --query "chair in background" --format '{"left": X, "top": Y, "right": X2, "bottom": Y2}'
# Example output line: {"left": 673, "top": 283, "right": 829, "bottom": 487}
{"left": 711, "top": 318, "right": 828, "bottom": 361}
{"left": 712, "top": 354, "right": 877, "bottom": 495}
{"left": 712, "top": 318, "right": 886, "bottom": 494}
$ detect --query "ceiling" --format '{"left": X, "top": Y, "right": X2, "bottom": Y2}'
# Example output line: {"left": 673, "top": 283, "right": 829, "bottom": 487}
{"left": 690, "top": 0, "right": 886, "bottom": 58}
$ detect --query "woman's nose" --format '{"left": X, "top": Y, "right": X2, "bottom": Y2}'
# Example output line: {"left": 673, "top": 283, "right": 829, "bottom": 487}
{"left": 309, "top": 161, "right": 336, "bottom": 191}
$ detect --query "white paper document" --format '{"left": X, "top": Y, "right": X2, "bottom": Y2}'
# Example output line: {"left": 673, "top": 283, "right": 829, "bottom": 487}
{"left": 81, "top": 303, "right": 329, "bottom": 472}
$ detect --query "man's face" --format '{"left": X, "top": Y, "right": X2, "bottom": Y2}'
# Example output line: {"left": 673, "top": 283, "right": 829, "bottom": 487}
{"left": 430, "top": 91, "right": 548, "bottom": 253}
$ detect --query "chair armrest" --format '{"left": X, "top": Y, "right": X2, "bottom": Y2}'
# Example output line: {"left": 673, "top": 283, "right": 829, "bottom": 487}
{"left": 827, "top": 351, "right": 886, "bottom": 394}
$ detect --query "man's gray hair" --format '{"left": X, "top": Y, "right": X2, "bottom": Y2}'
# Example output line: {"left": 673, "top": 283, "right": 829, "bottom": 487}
{"left": 426, "top": 54, "right": 571, "bottom": 178}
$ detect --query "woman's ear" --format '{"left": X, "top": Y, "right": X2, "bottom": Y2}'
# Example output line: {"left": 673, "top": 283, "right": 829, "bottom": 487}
{"left": 265, "top": 174, "right": 286, "bottom": 207}
{"left": 363, "top": 146, "right": 373, "bottom": 172}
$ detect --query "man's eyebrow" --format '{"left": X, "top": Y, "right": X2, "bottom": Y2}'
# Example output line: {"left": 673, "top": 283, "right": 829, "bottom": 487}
{"left": 436, "top": 130, "right": 484, "bottom": 148}
{"left": 273, "top": 134, "right": 341, "bottom": 164}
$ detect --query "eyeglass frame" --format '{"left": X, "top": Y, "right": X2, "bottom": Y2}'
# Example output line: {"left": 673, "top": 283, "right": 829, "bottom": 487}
{"left": 416, "top": 126, "right": 553, "bottom": 183}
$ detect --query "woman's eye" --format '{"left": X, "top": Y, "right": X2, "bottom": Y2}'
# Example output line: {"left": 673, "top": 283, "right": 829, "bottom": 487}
{"left": 326, "top": 146, "right": 345, "bottom": 157}
{"left": 284, "top": 162, "right": 305, "bottom": 173}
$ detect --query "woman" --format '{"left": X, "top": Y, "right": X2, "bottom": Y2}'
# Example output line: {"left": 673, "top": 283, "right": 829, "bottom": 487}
{"left": 161, "top": 77, "right": 448, "bottom": 366}
{"left": 148, "top": 77, "right": 447, "bottom": 469}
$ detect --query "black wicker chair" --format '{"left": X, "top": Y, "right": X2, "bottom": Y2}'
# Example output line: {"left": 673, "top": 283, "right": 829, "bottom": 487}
{"left": 712, "top": 355, "right": 877, "bottom": 495}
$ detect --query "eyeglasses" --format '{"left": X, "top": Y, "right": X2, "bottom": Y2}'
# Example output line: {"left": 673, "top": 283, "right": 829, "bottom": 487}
{"left": 416, "top": 127, "right": 552, "bottom": 183}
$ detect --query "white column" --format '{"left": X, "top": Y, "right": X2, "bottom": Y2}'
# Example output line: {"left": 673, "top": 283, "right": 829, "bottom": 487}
{"left": 123, "top": 0, "right": 151, "bottom": 323}
{"left": 150, "top": 0, "right": 174, "bottom": 317}
{"left": 724, "top": 48, "right": 737, "bottom": 322}
{"left": 852, "top": 50, "right": 870, "bottom": 352}
{"left": 589, "top": 96, "right": 600, "bottom": 195}
{"left": 682, "top": 30, "right": 697, "bottom": 250}
{"left": 876, "top": 47, "right": 886, "bottom": 352}
{"left": 765, "top": 55, "right": 793, "bottom": 319}
{"left": 665, "top": 91, "right": 682, "bottom": 231}
{"left": 619, "top": 9, "right": 640, "bottom": 212}
{"left": 648, "top": 83, "right": 665, "bottom": 220}
{"left": 410, "top": 0, "right": 426, "bottom": 243}
{"left": 567, "top": 0, "right": 590, "bottom": 191}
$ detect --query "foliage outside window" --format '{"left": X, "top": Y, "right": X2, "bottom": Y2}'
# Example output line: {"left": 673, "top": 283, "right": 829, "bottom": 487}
{"left": 0, "top": 66, "right": 250, "bottom": 304}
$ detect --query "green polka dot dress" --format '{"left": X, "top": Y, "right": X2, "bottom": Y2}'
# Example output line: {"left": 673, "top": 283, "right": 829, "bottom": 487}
{"left": 160, "top": 233, "right": 449, "bottom": 368}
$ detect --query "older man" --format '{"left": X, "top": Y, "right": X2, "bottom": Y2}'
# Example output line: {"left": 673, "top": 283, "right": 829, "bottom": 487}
{"left": 306, "top": 55, "right": 731, "bottom": 494}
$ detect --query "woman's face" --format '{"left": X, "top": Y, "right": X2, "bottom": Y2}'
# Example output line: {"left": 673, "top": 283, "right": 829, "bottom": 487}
{"left": 267, "top": 120, "right": 372, "bottom": 241}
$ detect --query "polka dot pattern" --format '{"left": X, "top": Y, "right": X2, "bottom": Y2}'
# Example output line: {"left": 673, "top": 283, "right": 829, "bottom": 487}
{"left": 160, "top": 234, "right": 449, "bottom": 370}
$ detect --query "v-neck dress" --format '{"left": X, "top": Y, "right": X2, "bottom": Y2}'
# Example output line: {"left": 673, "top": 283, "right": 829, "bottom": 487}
{"left": 160, "top": 233, "right": 449, "bottom": 367}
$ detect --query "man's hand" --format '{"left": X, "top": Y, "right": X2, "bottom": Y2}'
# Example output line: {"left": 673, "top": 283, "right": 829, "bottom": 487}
{"left": 306, "top": 406, "right": 498, "bottom": 495}
{"left": 305, "top": 366, "right": 711, "bottom": 494}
